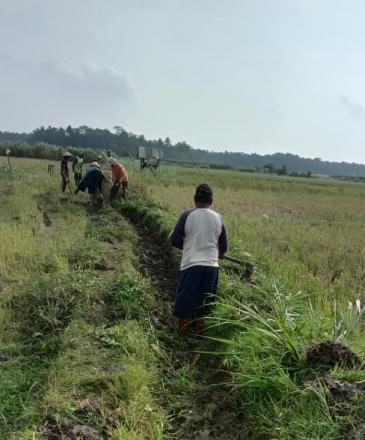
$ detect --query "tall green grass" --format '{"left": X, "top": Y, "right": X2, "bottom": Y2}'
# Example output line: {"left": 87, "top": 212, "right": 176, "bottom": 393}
{"left": 0, "top": 161, "right": 168, "bottom": 438}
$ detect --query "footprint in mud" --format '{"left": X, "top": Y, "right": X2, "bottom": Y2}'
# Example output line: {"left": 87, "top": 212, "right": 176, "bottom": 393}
{"left": 41, "top": 415, "right": 99, "bottom": 440}
{"left": 42, "top": 211, "right": 52, "bottom": 227}
{"left": 94, "top": 259, "right": 116, "bottom": 271}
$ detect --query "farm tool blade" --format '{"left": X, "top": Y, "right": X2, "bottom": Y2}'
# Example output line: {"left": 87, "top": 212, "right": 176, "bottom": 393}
{"left": 223, "top": 254, "right": 255, "bottom": 282}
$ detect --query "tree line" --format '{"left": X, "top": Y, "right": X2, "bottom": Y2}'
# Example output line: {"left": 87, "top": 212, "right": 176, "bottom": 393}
{"left": 1, "top": 125, "right": 365, "bottom": 177}
{"left": 0, "top": 141, "right": 104, "bottom": 163}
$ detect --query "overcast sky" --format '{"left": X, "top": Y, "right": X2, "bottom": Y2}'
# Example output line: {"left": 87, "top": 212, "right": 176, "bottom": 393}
{"left": 1, "top": 1, "right": 365, "bottom": 162}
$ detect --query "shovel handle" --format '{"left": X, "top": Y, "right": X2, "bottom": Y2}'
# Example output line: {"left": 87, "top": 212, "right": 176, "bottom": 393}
{"left": 223, "top": 255, "right": 246, "bottom": 265}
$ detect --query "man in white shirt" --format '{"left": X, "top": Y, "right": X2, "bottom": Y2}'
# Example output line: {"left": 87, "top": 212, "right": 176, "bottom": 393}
{"left": 170, "top": 183, "right": 228, "bottom": 335}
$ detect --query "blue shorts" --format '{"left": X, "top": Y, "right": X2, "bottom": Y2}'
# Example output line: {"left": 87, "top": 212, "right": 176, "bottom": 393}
{"left": 174, "top": 265, "right": 219, "bottom": 319}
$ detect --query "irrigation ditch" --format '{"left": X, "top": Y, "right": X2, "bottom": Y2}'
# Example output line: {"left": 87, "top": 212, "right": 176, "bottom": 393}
{"left": 119, "top": 199, "right": 248, "bottom": 439}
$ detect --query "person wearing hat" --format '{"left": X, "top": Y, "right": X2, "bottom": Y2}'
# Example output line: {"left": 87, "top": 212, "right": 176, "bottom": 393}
{"left": 109, "top": 159, "right": 129, "bottom": 199}
{"left": 60, "top": 152, "right": 72, "bottom": 192}
{"left": 169, "top": 183, "right": 228, "bottom": 335}
{"left": 75, "top": 159, "right": 106, "bottom": 208}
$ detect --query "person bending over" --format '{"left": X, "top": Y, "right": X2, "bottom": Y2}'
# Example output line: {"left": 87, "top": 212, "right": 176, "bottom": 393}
{"left": 75, "top": 159, "right": 105, "bottom": 209}
{"left": 110, "top": 159, "right": 129, "bottom": 199}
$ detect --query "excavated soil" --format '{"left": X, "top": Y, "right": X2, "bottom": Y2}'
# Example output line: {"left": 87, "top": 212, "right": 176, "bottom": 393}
{"left": 306, "top": 340, "right": 363, "bottom": 369}
{"left": 40, "top": 415, "right": 99, "bottom": 440}
{"left": 130, "top": 219, "right": 247, "bottom": 440}
{"left": 322, "top": 376, "right": 365, "bottom": 439}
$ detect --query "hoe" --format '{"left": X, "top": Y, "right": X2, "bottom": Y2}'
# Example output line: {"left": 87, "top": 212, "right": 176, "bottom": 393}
{"left": 223, "top": 254, "right": 255, "bottom": 282}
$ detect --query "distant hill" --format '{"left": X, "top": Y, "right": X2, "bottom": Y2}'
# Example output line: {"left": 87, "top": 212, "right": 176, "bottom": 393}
{"left": 1, "top": 125, "right": 365, "bottom": 177}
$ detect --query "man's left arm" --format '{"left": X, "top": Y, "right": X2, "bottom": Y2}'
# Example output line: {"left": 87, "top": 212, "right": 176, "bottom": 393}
{"left": 170, "top": 211, "right": 190, "bottom": 250}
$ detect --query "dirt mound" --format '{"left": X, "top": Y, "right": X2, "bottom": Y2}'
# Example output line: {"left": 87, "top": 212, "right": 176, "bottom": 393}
{"left": 306, "top": 340, "right": 363, "bottom": 369}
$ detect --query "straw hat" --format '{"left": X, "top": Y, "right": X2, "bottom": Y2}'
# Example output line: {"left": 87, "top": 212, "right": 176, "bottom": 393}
{"left": 62, "top": 152, "right": 73, "bottom": 157}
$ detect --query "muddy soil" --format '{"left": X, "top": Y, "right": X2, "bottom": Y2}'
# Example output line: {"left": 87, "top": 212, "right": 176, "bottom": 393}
{"left": 40, "top": 414, "right": 99, "bottom": 440}
{"left": 42, "top": 211, "right": 52, "bottom": 227}
{"left": 130, "top": 220, "right": 247, "bottom": 440}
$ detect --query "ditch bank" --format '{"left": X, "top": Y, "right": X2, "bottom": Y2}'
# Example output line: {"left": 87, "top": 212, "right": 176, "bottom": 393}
{"left": 1, "top": 191, "right": 167, "bottom": 439}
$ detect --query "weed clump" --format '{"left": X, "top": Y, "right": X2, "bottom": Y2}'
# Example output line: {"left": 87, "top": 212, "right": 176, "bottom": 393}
{"left": 67, "top": 239, "right": 105, "bottom": 270}
{"left": 104, "top": 273, "right": 155, "bottom": 321}
{"left": 11, "top": 272, "right": 91, "bottom": 336}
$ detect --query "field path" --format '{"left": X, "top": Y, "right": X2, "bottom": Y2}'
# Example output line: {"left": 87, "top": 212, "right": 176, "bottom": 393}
{"left": 121, "top": 206, "right": 247, "bottom": 440}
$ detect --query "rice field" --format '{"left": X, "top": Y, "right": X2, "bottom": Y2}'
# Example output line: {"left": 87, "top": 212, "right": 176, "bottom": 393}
{"left": 1, "top": 156, "right": 365, "bottom": 439}
{"left": 133, "top": 164, "right": 365, "bottom": 315}
{"left": 128, "top": 163, "right": 365, "bottom": 438}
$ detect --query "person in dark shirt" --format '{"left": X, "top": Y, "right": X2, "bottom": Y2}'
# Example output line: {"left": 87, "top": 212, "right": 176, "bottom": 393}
{"left": 170, "top": 183, "right": 228, "bottom": 335}
{"left": 60, "top": 152, "right": 72, "bottom": 192}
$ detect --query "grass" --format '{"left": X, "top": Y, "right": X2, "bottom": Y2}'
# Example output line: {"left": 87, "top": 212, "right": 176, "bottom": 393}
{"left": 126, "top": 162, "right": 365, "bottom": 438}
{"left": 130, "top": 163, "right": 365, "bottom": 330}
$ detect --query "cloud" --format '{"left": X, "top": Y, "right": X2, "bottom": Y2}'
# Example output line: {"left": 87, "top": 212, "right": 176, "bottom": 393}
{"left": 338, "top": 96, "right": 365, "bottom": 119}
{"left": 42, "top": 60, "right": 134, "bottom": 100}
{"left": 0, "top": 53, "right": 134, "bottom": 102}
{"left": 0, "top": 54, "right": 135, "bottom": 131}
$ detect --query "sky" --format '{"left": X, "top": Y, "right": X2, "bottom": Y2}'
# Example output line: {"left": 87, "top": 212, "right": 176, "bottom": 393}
{"left": 1, "top": 0, "right": 365, "bottom": 162}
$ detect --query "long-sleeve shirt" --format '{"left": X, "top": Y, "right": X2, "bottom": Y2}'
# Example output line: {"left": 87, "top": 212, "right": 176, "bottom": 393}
{"left": 78, "top": 163, "right": 104, "bottom": 194}
{"left": 61, "top": 159, "right": 69, "bottom": 179}
{"left": 112, "top": 163, "right": 128, "bottom": 183}
{"left": 170, "top": 208, "right": 228, "bottom": 270}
